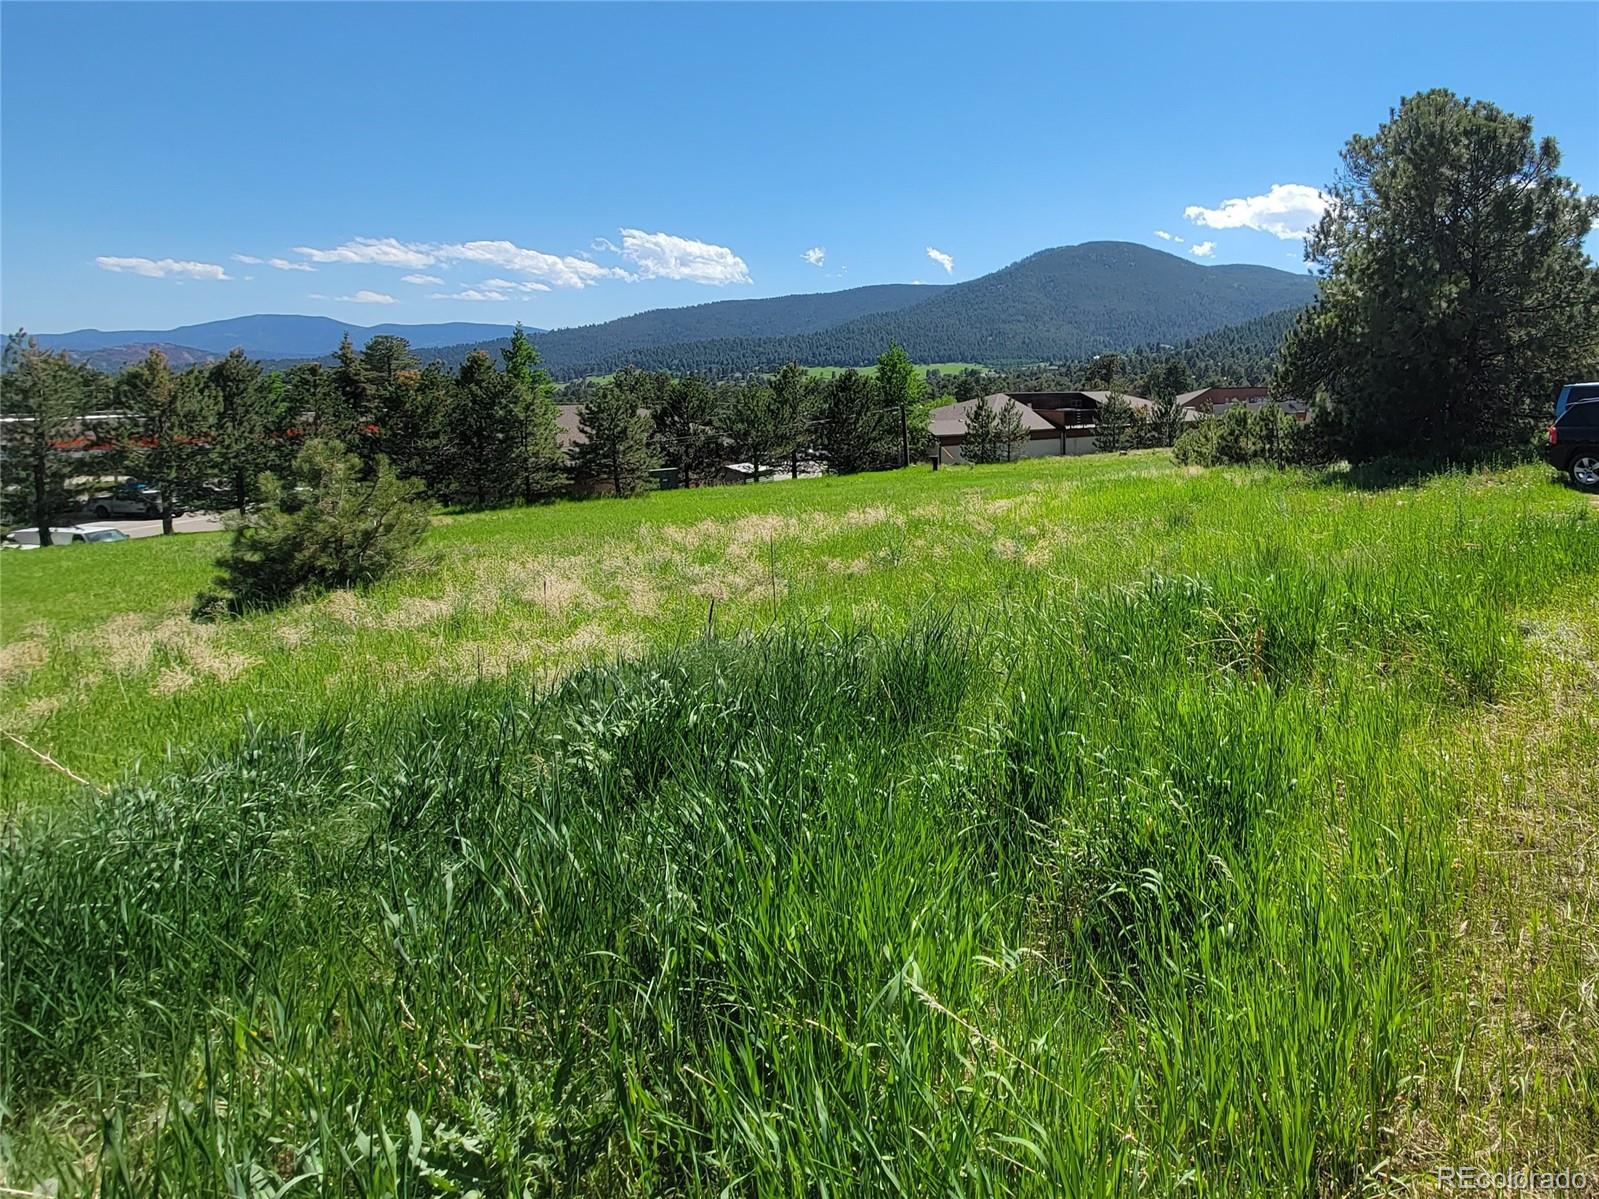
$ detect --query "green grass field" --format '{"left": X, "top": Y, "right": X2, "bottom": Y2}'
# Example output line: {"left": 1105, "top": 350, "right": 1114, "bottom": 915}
{"left": 2, "top": 453, "right": 1596, "bottom": 1194}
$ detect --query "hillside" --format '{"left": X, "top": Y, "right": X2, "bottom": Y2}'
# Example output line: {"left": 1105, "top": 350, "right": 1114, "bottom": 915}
{"left": 497, "top": 242, "right": 1318, "bottom": 377}
{"left": 35, "top": 244, "right": 1317, "bottom": 379}
{"left": 36, "top": 316, "right": 522, "bottom": 360}
{"left": 66, "top": 341, "right": 224, "bottom": 372}
{"left": 4, "top": 458, "right": 1595, "bottom": 1192}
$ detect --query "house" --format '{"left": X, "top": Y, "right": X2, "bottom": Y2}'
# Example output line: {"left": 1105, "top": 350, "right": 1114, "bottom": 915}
{"left": 929, "top": 391, "right": 1160, "bottom": 463}
{"left": 1176, "top": 387, "right": 1308, "bottom": 421}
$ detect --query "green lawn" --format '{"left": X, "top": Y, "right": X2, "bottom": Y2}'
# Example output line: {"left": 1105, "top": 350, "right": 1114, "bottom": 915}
{"left": 2, "top": 452, "right": 1596, "bottom": 1194}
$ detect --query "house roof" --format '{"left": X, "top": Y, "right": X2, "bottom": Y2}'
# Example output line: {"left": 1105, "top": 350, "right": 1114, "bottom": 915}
{"left": 929, "top": 395, "right": 1056, "bottom": 439}
{"left": 1176, "top": 386, "right": 1270, "bottom": 407}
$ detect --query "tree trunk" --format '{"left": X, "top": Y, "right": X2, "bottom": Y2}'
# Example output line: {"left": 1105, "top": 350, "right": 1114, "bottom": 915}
{"left": 33, "top": 440, "right": 52, "bottom": 547}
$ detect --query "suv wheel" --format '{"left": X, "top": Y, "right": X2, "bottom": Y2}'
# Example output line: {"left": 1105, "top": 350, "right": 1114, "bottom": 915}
{"left": 93, "top": 504, "right": 110, "bottom": 518}
{"left": 1571, "top": 454, "right": 1599, "bottom": 490}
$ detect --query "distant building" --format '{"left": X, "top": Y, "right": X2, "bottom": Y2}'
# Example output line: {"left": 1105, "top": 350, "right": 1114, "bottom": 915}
{"left": 1176, "top": 387, "right": 1307, "bottom": 421}
{"left": 929, "top": 391, "right": 1161, "bottom": 463}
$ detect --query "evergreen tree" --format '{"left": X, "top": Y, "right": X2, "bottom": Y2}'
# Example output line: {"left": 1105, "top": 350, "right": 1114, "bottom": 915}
{"left": 197, "top": 438, "right": 428, "bottom": 616}
{"left": 281, "top": 362, "right": 337, "bottom": 439}
{"left": 116, "top": 350, "right": 219, "bottom": 534}
{"left": 0, "top": 332, "right": 95, "bottom": 544}
{"left": 718, "top": 382, "right": 795, "bottom": 482}
{"left": 1094, "top": 391, "right": 1135, "bottom": 453}
{"left": 446, "top": 350, "right": 519, "bottom": 507}
{"left": 209, "top": 348, "right": 286, "bottom": 514}
{"left": 769, "top": 361, "right": 813, "bottom": 478}
{"left": 329, "top": 333, "right": 371, "bottom": 453}
{"left": 815, "top": 368, "right": 891, "bottom": 474}
{"left": 500, "top": 323, "right": 567, "bottom": 501}
{"left": 1276, "top": 89, "right": 1599, "bottom": 459}
{"left": 995, "top": 397, "right": 1029, "bottom": 462}
{"left": 651, "top": 372, "right": 723, "bottom": 487}
{"left": 961, "top": 397, "right": 1001, "bottom": 464}
{"left": 573, "top": 383, "right": 657, "bottom": 496}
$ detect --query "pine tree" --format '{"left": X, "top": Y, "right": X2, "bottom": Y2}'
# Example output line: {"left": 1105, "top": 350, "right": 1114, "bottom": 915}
{"left": 574, "top": 383, "right": 657, "bottom": 496}
{"left": 0, "top": 332, "right": 95, "bottom": 545}
{"left": 446, "top": 350, "right": 519, "bottom": 507}
{"left": 209, "top": 348, "right": 286, "bottom": 514}
{"left": 651, "top": 373, "right": 723, "bottom": 487}
{"left": 1276, "top": 89, "right": 1599, "bottom": 459}
{"left": 329, "top": 333, "right": 371, "bottom": 453}
{"left": 500, "top": 323, "right": 567, "bottom": 501}
{"left": 961, "top": 397, "right": 1001, "bottom": 464}
{"left": 116, "top": 349, "right": 219, "bottom": 534}
{"left": 995, "top": 397, "right": 1029, "bottom": 462}
{"left": 815, "top": 368, "right": 891, "bottom": 474}
{"left": 197, "top": 439, "right": 428, "bottom": 616}
{"left": 1094, "top": 391, "right": 1135, "bottom": 453}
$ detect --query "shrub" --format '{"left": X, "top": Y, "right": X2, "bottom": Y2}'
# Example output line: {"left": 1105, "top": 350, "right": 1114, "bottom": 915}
{"left": 195, "top": 439, "right": 429, "bottom": 616}
{"left": 1174, "top": 406, "right": 1337, "bottom": 469}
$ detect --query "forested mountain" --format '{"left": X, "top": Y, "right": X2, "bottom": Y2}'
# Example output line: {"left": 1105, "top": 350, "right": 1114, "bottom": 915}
{"left": 38, "top": 243, "right": 1317, "bottom": 379}
{"left": 68, "top": 342, "right": 225, "bottom": 372}
{"left": 417, "top": 242, "right": 1318, "bottom": 378}
{"left": 37, "top": 316, "right": 522, "bottom": 360}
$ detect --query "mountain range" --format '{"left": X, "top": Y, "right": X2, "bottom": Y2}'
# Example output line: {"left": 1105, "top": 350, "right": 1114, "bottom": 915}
{"left": 34, "top": 242, "right": 1319, "bottom": 378}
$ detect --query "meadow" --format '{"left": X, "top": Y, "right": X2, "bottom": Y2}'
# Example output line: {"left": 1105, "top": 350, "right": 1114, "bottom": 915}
{"left": 2, "top": 453, "right": 1596, "bottom": 1195}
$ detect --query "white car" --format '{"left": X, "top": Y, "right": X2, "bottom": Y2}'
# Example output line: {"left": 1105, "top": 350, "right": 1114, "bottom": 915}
{"left": 3, "top": 524, "right": 132, "bottom": 548}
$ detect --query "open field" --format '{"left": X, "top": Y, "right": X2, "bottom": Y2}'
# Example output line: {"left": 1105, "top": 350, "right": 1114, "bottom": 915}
{"left": 2, "top": 453, "right": 1596, "bottom": 1194}
{"left": 801, "top": 361, "right": 988, "bottom": 380}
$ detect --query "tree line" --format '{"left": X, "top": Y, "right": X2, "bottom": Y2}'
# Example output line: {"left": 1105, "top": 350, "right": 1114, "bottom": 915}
{"left": 0, "top": 333, "right": 936, "bottom": 542}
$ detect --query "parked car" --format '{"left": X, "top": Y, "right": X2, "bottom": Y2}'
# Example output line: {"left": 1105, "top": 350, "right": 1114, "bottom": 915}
{"left": 4, "top": 524, "right": 132, "bottom": 548}
{"left": 1554, "top": 381, "right": 1599, "bottom": 419}
{"left": 1544, "top": 398, "right": 1599, "bottom": 489}
{"left": 86, "top": 481, "right": 170, "bottom": 518}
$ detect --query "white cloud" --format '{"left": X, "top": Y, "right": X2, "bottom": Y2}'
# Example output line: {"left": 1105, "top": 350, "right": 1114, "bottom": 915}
{"left": 334, "top": 290, "right": 396, "bottom": 304}
{"left": 95, "top": 256, "right": 230, "bottom": 280}
{"left": 430, "top": 289, "right": 509, "bottom": 302}
{"left": 926, "top": 246, "right": 954, "bottom": 274}
{"left": 478, "top": 277, "right": 552, "bottom": 293}
{"left": 1190, "top": 241, "right": 1216, "bottom": 258}
{"left": 441, "top": 240, "right": 625, "bottom": 288}
{"left": 1184, "top": 183, "right": 1327, "bottom": 240}
{"left": 802, "top": 246, "right": 826, "bottom": 267}
{"left": 295, "top": 229, "right": 749, "bottom": 289}
{"left": 401, "top": 273, "right": 444, "bottom": 285}
{"left": 295, "top": 237, "right": 438, "bottom": 268}
{"left": 234, "top": 254, "right": 314, "bottom": 271}
{"left": 614, "top": 228, "right": 751, "bottom": 285}
{"left": 1154, "top": 231, "right": 1173, "bottom": 241}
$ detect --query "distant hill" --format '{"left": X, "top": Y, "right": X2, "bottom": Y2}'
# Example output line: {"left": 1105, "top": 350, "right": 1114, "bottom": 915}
{"left": 35, "top": 243, "right": 1319, "bottom": 379}
{"left": 68, "top": 342, "right": 225, "bottom": 372}
{"left": 36, "top": 316, "right": 524, "bottom": 361}
{"left": 524, "top": 243, "right": 1319, "bottom": 377}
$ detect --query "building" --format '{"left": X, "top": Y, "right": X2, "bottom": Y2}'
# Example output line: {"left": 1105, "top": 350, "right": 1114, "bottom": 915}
{"left": 929, "top": 391, "right": 1162, "bottom": 463}
{"left": 1176, "top": 387, "right": 1308, "bottom": 421}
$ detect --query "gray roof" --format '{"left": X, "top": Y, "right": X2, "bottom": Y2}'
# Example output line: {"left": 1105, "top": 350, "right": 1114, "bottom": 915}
{"left": 930, "top": 395, "right": 1055, "bottom": 438}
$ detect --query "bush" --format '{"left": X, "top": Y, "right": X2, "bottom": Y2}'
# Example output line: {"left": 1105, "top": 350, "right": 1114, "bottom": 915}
{"left": 1173, "top": 406, "right": 1336, "bottom": 469}
{"left": 195, "top": 439, "right": 429, "bottom": 616}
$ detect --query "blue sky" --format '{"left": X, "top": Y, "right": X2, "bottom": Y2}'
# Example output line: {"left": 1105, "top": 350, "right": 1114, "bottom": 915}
{"left": 3, "top": 2, "right": 1595, "bottom": 335}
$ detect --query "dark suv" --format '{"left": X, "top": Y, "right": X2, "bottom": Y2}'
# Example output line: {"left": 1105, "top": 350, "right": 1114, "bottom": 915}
{"left": 1545, "top": 399, "right": 1599, "bottom": 489}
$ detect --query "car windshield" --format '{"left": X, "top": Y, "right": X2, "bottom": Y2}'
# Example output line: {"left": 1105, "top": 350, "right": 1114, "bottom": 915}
{"left": 82, "top": 528, "right": 130, "bottom": 542}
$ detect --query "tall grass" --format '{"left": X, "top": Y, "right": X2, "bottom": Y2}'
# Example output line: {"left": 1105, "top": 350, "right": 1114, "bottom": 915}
{"left": 4, "top": 471, "right": 1594, "bottom": 1193}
